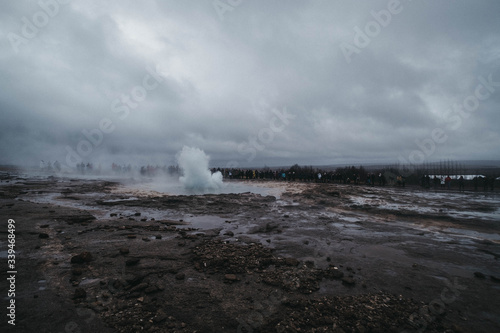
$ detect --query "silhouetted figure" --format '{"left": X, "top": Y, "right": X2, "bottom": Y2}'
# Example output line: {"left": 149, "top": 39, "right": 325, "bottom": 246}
{"left": 458, "top": 176, "right": 464, "bottom": 192}
{"left": 433, "top": 176, "right": 439, "bottom": 189}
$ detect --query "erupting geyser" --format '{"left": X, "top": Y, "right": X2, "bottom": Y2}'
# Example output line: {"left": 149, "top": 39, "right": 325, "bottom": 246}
{"left": 177, "top": 146, "right": 223, "bottom": 191}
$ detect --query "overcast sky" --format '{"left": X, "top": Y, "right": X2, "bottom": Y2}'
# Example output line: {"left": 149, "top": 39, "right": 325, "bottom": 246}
{"left": 1, "top": 0, "right": 499, "bottom": 169}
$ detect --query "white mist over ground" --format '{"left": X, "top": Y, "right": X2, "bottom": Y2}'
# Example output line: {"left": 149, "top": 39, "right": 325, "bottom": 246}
{"left": 177, "top": 146, "right": 223, "bottom": 191}
{"left": 14, "top": 147, "right": 279, "bottom": 196}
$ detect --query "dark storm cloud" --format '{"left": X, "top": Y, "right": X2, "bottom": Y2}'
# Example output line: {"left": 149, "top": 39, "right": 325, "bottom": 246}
{"left": 0, "top": 0, "right": 499, "bottom": 168}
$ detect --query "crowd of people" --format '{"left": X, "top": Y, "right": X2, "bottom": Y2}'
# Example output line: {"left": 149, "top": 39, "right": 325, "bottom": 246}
{"left": 419, "top": 174, "right": 495, "bottom": 191}
{"left": 218, "top": 166, "right": 390, "bottom": 186}
{"left": 41, "top": 160, "right": 497, "bottom": 191}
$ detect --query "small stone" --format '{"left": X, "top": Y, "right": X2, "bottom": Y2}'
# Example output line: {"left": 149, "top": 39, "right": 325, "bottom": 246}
{"left": 342, "top": 277, "right": 355, "bottom": 286}
{"left": 110, "top": 213, "right": 117, "bottom": 217}
{"left": 137, "top": 297, "right": 144, "bottom": 302}
{"left": 134, "top": 212, "right": 141, "bottom": 216}
{"left": 142, "top": 237, "right": 151, "bottom": 242}
{"left": 155, "top": 235, "right": 162, "bottom": 239}
{"left": 130, "top": 282, "right": 149, "bottom": 293}
{"left": 154, "top": 311, "right": 167, "bottom": 323}
{"left": 224, "top": 274, "right": 238, "bottom": 282}
{"left": 40, "top": 224, "right": 49, "bottom": 228}
{"left": 71, "top": 252, "right": 92, "bottom": 264}
{"left": 39, "top": 233, "right": 49, "bottom": 239}
{"left": 284, "top": 258, "right": 299, "bottom": 267}
{"left": 224, "top": 231, "right": 234, "bottom": 237}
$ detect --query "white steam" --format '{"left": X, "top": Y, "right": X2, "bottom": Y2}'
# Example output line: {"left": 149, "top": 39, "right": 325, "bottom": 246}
{"left": 177, "top": 146, "right": 223, "bottom": 191}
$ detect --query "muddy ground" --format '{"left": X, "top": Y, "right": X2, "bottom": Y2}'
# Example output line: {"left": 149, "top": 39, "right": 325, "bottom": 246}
{"left": 1, "top": 171, "right": 499, "bottom": 332}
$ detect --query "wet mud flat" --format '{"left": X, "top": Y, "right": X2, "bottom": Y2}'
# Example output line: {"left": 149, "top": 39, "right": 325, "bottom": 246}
{"left": 1, "top": 172, "right": 499, "bottom": 332}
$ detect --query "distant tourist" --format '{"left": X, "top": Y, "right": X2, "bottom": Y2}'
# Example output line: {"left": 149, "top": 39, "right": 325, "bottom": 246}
{"left": 458, "top": 176, "right": 465, "bottom": 192}
{"left": 445, "top": 175, "right": 452, "bottom": 189}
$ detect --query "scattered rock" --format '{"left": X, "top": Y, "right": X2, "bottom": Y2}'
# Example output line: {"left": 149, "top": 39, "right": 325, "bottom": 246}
{"left": 223, "top": 231, "right": 234, "bottom": 237}
{"left": 326, "top": 266, "right": 344, "bottom": 279}
{"left": 125, "top": 274, "right": 144, "bottom": 286}
{"left": 71, "top": 252, "right": 93, "bottom": 264}
{"left": 130, "top": 282, "right": 148, "bottom": 292}
{"left": 141, "top": 237, "right": 150, "bottom": 242}
{"left": 73, "top": 288, "right": 86, "bottom": 299}
{"left": 153, "top": 311, "right": 168, "bottom": 323}
{"left": 284, "top": 258, "right": 299, "bottom": 267}
{"left": 119, "top": 247, "right": 129, "bottom": 255}
{"left": 155, "top": 235, "right": 162, "bottom": 239}
{"left": 224, "top": 274, "right": 238, "bottom": 282}
{"left": 342, "top": 277, "right": 355, "bottom": 286}
{"left": 134, "top": 212, "right": 141, "bottom": 216}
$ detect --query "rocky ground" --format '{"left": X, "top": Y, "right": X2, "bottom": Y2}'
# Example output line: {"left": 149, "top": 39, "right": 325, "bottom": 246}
{"left": 1, "top": 170, "right": 499, "bottom": 332}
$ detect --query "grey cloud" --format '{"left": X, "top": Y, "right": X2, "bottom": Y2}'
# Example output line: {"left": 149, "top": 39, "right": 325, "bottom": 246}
{"left": 1, "top": 0, "right": 499, "bottom": 168}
